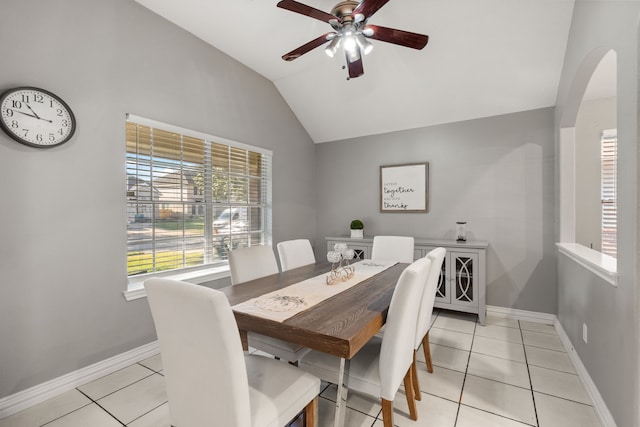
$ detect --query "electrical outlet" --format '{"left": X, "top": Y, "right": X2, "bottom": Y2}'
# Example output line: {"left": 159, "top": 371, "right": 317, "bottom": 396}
{"left": 583, "top": 323, "right": 588, "bottom": 343}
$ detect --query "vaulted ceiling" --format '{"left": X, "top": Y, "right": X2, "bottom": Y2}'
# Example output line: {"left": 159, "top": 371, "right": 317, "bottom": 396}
{"left": 134, "top": 0, "right": 576, "bottom": 143}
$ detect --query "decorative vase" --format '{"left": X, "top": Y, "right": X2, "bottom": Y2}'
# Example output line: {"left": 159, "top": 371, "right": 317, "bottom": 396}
{"left": 456, "top": 221, "right": 467, "bottom": 242}
{"left": 350, "top": 229, "right": 364, "bottom": 239}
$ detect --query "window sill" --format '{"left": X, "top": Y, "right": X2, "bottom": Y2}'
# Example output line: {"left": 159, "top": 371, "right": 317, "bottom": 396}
{"left": 556, "top": 243, "right": 617, "bottom": 286}
{"left": 124, "top": 265, "right": 231, "bottom": 301}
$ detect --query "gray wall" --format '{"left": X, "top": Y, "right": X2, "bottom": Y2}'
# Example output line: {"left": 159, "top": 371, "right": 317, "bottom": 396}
{"left": 554, "top": 1, "right": 639, "bottom": 426}
{"left": 0, "top": 0, "right": 316, "bottom": 399}
{"left": 575, "top": 97, "right": 616, "bottom": 252}
{"left": 315, "top": 108, "right": 557, "bottom": 314}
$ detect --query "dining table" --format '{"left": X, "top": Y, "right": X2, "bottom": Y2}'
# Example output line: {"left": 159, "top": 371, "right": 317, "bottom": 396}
{"left": 220, "top": 260, "right": 408, "bottom": 427}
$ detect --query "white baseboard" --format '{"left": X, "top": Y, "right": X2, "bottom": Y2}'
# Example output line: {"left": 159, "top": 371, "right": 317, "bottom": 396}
{"left": 486, "top": 305, "right": 556, "bottom": 324}
{"left": 0, "top": 341, "right": 159, "bottom": 419}
{"left": 554, "top": 321, "right": 617, "bottom": 427}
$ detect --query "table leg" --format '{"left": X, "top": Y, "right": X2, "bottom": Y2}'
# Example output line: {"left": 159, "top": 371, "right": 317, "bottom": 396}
{"left": 334, "top": 357, "right": 351, "bottom": 427}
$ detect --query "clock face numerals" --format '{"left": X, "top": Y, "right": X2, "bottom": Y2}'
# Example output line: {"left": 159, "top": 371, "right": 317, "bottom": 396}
{"left": 0, "top": 87, "right": 76, "bottom": 148}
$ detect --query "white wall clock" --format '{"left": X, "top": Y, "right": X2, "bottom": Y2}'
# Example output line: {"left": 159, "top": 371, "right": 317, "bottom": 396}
{"left": 0, "top": 87, "right": 76, "bottom": 148}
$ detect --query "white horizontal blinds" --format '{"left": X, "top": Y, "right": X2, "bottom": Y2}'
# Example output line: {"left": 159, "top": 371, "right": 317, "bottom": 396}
{"left": 126, "top": 116, "right": 271, "bottom": 277}
{"left": 601, "top": 129, "right": 617, "bottom": 258}
{"left": 211, "top": 144, "right": 268, "bottom": 257}
{"left": 126, "top": 123, "right": 207, "bottom": 275}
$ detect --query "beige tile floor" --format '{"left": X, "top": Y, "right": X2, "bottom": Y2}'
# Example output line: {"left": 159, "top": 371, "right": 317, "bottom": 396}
{"left": 0, "top": 310, "right": 603, "bottom": 427}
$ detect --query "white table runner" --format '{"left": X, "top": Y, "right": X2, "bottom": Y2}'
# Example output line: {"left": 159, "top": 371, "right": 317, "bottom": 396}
{"left": 231, "top": 260, "right": 398, "bottom": 322}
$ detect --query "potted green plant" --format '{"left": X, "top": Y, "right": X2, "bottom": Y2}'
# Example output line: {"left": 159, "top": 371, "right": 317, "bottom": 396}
{"left": 350, "top": 219, "right": 364, "bottom": 239}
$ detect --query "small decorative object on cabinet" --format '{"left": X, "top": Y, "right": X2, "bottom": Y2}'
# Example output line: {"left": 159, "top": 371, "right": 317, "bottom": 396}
{"left": 325, "top": 235, "right": 488, "bottom": 324}
{"left": 350, "top": 219, "right": 364, "bottom": 239}
{"left": 456, "top": 221, "right": 467, "bottom": 242}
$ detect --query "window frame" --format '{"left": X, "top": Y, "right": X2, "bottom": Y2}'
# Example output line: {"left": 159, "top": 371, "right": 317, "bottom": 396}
{"left": 124, "top": 114, "right": 272, "bottom": 299}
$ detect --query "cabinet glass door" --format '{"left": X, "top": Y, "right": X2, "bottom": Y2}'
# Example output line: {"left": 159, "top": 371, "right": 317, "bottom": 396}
{"left": 450, "top": 252, "right": 478, "bottom": 307}
{"left": 352, "top": 248, "right": 367, "bottom": 260}
{"left": 434, "top": 254, "right": 449, "bottom": 303}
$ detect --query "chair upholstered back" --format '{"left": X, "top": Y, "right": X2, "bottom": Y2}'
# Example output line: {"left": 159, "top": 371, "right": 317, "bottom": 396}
{"left": 277, "top": 239, "right": 316, "bottom": 271}
{"left": 228, "top": 245, "right": 279, "bottom": 285}
{"left": 144, "top": 278, "right": 251, "bottom": 427}
{"left": 415, "top": 247, "right": 447, "bottom": 349}
{"left": 379, "top": 256, "right": 431, "bottom": 401}
{"left": 371, "top": 236, "right": 415, "bottom": 263}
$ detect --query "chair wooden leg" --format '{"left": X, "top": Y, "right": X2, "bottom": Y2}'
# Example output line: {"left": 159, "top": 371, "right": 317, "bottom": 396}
{"left": 303, "top": 396, "right": 318, "bottom": 427}
{"left": 381, "top": 399, "right": 394, "bottom": 427}
{"left": 403, "top": 367, "right": 418, "bottom": 421}
{"left": 412, "top": 351, "right": 421, "bottom": 401}
{"left": 423, "top": 332, "right": 434, "bottom": 373}
{"left": 240, "top": 330, "right": 249, "bottom": 351}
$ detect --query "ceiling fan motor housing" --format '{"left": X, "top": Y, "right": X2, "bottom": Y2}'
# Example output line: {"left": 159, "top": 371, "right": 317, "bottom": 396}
{"left": 330, "top": 1, "right": 360, "bottom": 22}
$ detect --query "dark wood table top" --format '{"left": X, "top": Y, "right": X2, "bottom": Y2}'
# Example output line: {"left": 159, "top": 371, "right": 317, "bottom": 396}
{"left": 220, "top": 261, "right": 408, "bottom": 359}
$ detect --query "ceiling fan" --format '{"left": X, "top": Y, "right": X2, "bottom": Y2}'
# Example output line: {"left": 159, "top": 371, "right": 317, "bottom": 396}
{"left": 277, "top": 0, "right": 429, "bottom": 79}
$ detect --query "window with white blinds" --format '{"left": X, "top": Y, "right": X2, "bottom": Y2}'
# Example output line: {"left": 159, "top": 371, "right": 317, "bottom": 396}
{"left": 601, "top": 129, "right": 617, "bottom": 258}
{"left": 126, "top": 114, "right": 272, "bottom": 277}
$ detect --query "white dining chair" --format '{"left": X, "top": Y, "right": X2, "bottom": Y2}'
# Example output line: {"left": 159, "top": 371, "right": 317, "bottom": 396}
{"left": 228, "top": 245, "right": 310, "bottom": 362}
{"left": 144, "top": 278, "right": 320, "bottom": 427}
{"left": 410, "top": 247, "right": 446, "bottom": 400}
{"left": 228, "top": 245, "right": 280, "bottom": 285}
{"left": 371, "top": 235, "right": 415, "bottom": 263}
{"left": 370, "top": 235, "right": 417, "bottom": 339}
{"left": 277, "top": 239, "right": 316, "bottom": 271}
{"left": 298, "top": 256, "right": 432, "bottom": 427}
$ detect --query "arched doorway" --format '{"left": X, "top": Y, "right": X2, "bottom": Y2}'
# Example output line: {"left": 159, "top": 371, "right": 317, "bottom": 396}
{"left": 558, "top": 49, "right": 617, "bottom": 260}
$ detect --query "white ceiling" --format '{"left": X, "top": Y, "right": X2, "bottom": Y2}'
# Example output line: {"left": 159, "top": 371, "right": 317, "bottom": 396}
{"left": 134, "top": 0, "right": 576, "bottom": 143}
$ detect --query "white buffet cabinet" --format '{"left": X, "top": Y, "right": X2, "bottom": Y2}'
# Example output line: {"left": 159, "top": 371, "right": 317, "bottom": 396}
{"left": 326, "top": 236, "right": 488, "bottom": 324}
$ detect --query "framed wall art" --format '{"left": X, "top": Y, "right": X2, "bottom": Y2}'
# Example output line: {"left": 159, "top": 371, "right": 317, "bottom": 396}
{"left": 380, "top": 162, "right": 429, "bottom": 212}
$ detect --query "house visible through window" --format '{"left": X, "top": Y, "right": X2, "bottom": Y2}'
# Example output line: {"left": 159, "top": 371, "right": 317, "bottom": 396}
{"left": 126, "top": 114, "right": 272, "bottom": 277}
{"left": 601, "top": 129, "right": 617, "bottom": 258}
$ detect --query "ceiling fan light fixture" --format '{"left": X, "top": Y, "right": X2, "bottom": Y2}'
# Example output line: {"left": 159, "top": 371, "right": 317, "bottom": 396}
{"left": 356, "top": 33, "right": 373, "bottom": 55}
{"left": 343, "top": 32, "right": 357, "bottom": 53}
{"left": 324, "top": 36, "right": 341, "bottom": 57}
{"left": 353, "top": 12, "right": 365, "bottom": 23}
{"left": 345, "top": 43, "right": 361, "bottom": 62}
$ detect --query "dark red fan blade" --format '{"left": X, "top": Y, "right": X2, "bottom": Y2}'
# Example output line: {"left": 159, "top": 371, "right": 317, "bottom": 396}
{"left": 277, "top": 0, "right": 337, "bottom": 23}
{"left": 282, "top": 33, "right": 334, "bottom": 61}
{"left": 352, "top": 0, "right": 390, "bottom": 20}
{"left": 346, "top": 48, "right": 364, "bottom": 78}
{"left": 363, "top": 25, "right": 428, "bottom": 50}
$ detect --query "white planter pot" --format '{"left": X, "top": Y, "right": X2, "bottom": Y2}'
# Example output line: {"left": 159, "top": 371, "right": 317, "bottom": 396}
{"left": 350, "top": 229, "right": 364, "bottom": 239}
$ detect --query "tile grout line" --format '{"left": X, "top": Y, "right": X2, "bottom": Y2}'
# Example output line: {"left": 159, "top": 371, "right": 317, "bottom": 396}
{"left": 81, "top": 369, "right": 157, "bottom": 401}
{"left": 532, "top": 389, "right": 600, "bottom": 407}
{"left": 73, "top": 388, "right": 126, "bottom": 426}
{"left": 462, "top": 372, "right": 536, "bottom": 393}
{"left": 124, "top": 401, "right": 168, "bottom": 426}
{"left": 462, "top": 318, "right": 540, "bottom": 426}
{"left": 519, "top": 319, "right": 541, "bottom": 427}
{"left": 452, "top": 315, "right": 477, "bottom": 427}
{"left": 37, "top": 400, "right": 96, "bottom": 427}
{"left": 460, "top": 403, "right": 538, "bottom": 427}
{"left": 318, "top": 386, "right": 381, "bottom": 424}
{"left": 75, "top": 369, "right": 164, "bottom": 427}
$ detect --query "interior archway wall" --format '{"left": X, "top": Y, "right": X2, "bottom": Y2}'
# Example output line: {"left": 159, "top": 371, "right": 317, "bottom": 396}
{"left": 558, "top": 48, "right": 615, "bottom": 244}
{"left": 553, "top": 3, "right": 640, "bottom": 426}
{"left": 560, "top": 47, "right": 613, "bottom": 128}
